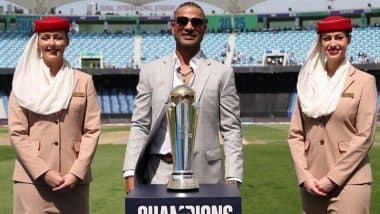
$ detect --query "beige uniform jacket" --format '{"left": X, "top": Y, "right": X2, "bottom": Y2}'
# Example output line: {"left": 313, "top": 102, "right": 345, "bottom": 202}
{"left": 288, "top": 66, "right": 377, "bottom": 187}
{"left": 8, "top": 70, "right": 101, "bottom": 184}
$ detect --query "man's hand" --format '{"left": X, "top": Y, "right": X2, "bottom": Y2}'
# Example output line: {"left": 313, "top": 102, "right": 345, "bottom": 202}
{"left": 316, "top": 176, "right": 336, "bottom": 194}
{"left": 52, "top": 173, "right": 79, "bottom": 191}
{"left": 303, "top": 178, "right": 327, "bottom": 197}
{"left": 44, "top": 170, "right": 64, "bottom": 188}
{"left": 126, "top": 176, "right": 135, "bottom": 194}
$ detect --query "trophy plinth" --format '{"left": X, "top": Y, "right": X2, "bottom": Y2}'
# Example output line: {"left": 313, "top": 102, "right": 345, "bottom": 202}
{"left": 166, "top": 85, "right": 199, "bottom": 191}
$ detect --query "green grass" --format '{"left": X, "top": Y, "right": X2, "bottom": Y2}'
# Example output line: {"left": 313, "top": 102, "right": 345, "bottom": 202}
{"left": 1, "top": 124, "right": 380, "bottom": 213}
{"left": 242, "top": 143, "right": 301, "bottom": 213}
{"left": 0, "top": 128, "right": 8, "bottom": 134}
{"left": 0, "top": 146, "right": 14, "bottom": 214}
{"left": 101, "top": 125, "right": 130, "bottom": 132}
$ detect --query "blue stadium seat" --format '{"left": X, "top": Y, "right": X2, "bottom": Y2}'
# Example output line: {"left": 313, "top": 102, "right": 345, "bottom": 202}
{"left": 287, "top": 93, "right": 297, "bottom": 118}
{"left": 95, "top": 88, "right": 136, "bottom": 115}
{"left": 126, "top": 89, "right": 136, "bottom": 113}
{"left": 110, "top": 88, "right": 120, "bottom": 113}
{"left": 117, "top": 89, "right": 130, "bottom": 113}
{"left": 97, "top": 94, "right": 102, "bottom": 112}
{"left": 0, "top": 91, "right": 9, "bottom": 117}
{"left": 99, "top": 89, "right": 111, "bottom": 114}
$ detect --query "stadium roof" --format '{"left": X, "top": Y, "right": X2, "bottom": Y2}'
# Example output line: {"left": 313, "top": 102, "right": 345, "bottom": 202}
{"left": 198, "top": 0, "right": 266, "bottom": 13}
{"left": 6, "top": 0, "right": 266, "bottom": 14}
{"left": 7, "top": 0, "right": 79, "bottom": 13}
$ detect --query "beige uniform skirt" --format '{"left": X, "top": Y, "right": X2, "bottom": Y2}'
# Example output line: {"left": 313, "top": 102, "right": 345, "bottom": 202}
{"left": 13, "top": 182, "right": 89, "bottom": 214}
{"left": 300, "top": 183, "right": 371, "bottom": 214}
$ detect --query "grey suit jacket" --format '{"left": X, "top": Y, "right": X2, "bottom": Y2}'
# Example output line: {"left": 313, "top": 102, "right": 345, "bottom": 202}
{"left": 123, "top": 52, "right": 243, "bottom": 184}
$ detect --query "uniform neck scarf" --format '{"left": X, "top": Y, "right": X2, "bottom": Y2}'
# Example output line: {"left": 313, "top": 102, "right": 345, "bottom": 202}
{"left": 297, "top": 37, "right": 349, "bottom": 119}
{"left": 12, "top": 33, "right": 74, "bottom": 115}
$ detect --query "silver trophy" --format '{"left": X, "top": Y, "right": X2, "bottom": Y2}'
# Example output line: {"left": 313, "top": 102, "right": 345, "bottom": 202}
{"left": 166, "top": 85, "right": 199, "bottom": 191}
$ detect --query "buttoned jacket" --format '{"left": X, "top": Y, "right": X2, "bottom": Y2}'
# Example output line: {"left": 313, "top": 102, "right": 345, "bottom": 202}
{"left": 8, "top": 70, "right": 101, "bottom": 184}
{"left": 288, "top": 66, "right": 377, "bottom": 186}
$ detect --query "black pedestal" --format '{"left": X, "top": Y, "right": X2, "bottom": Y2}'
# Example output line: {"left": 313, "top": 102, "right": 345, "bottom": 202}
{"left": 125, "top": 184, "right": 241, "bottom": 214}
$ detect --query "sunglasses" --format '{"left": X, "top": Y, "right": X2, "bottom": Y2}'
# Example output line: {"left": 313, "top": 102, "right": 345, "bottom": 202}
{"left": 174, "top": 16, "right": 206, "bottom": 27}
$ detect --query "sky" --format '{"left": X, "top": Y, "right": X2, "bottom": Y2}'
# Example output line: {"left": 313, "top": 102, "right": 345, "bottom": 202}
{"left": 0, "top": 0, "right": 380, "bottom": 15}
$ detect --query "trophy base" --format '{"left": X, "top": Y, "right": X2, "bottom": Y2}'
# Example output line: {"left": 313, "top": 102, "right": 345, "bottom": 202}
{"left": 167, "top": 173, "right": 199, "bottom": 191}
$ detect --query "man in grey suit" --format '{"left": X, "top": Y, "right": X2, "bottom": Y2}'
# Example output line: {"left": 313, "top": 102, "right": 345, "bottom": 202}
{"left": 123, "top": 1, "right": 243, "bottom": 193}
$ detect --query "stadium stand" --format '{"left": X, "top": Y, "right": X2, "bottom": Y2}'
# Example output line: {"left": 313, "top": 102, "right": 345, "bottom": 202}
{"left": 234, "top": 30, "right": 314, "bottom": 66}
{"left": 97, "top": 88, "right": 136, "bottom": 115}
{"left": 0, "top": 32, "right": 29, "bottom": 68}
{"left": 140, "top": 32, "right": 229, "bottom": 64}
{"left": 1, "top": 6, "right": 380, "bottom": 122}
{"left": 234, "top": 27, "right": 380, "bottom": 66}
{"left": 66, "top": 32, "right": 135, "bottom": 68}
{"left": 0, "top": 32, "right": 135, "bottom": 68}
{"left": 141, "top": 32, "right": 174, "bottom": 63}
{"left": 2, "top": 27, "right": 380, "bottom": 68}
{"left": 2, "top": 27, "right": 380, "bottom": 120}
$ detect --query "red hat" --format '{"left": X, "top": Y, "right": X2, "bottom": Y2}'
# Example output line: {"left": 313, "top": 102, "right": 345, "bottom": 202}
{"left": 316, "top": 16, "right": 352, "bottom": 33}
{"left": 34, "top": 16, "right": 70, "bottom": 32}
